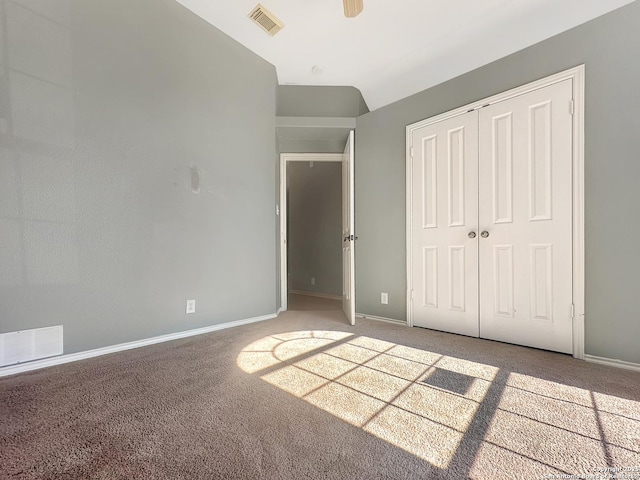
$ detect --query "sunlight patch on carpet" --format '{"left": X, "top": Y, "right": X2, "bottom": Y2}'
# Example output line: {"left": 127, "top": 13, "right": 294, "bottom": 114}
{"left": 237, "top": 330, "right": 497, "bottom": 468}
{"left": 236, "top": 331, "right": 640, "bottom": 474}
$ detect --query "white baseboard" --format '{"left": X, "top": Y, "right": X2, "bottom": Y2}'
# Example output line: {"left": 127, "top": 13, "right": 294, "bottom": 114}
{"left": 0, "top": 313, "right": 277, "bottom": 378}
{"left": 356, "top": 313, "right": 407, "bottom": 325}
{"left": 584, "top": 354, "right": 640, "bottom": 372}
{"left": 289, "top": 290, "right": 342, "bottom": 301}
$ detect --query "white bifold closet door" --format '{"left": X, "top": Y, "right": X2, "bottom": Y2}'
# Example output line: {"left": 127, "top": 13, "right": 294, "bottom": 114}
{"left": 411, "top": 79, "right": 573, "bottom": 353}
{"left": 411, "top": 110, "right": 480, "bottom": 337}
{"left": 478, "top": 80, "right": 573, "bottom": 353}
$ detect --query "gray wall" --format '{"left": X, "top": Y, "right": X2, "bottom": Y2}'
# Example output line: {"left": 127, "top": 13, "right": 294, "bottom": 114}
{"left": 355, "top": 1, "right": 640, "bottom": 363}
{"left": 277, "top": 85, "right": 368, "bottom": 117}
{"left": 287, "top": 162, "right": 342, "bottom": 297}
{"left": 277, "top": 137, "right": 347, "bottom": 155}
{"left": 0, "top": 0, "right": 277, "bottom": 353}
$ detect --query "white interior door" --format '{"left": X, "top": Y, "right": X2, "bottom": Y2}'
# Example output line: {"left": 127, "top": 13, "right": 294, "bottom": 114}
{"left": 342, "top": 130, "right": 356, "bottom": 325}
{"left": 410, "top": 111, "right": 480, "bottom": 337}
{"left": 478, "top": 80, "right": 574, "bottom": 353}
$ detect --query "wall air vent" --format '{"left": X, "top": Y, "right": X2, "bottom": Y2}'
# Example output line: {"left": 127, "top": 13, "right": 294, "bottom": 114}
{"left": 248, "top": 4, "right": 284, "bottom": 36}
{"left": 0, "top": 326, "right": 63, "bottom": 367}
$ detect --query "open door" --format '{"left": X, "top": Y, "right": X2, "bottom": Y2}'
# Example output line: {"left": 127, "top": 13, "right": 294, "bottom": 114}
{"left": 342, "top": 131, "right": 356, "bottom": 325}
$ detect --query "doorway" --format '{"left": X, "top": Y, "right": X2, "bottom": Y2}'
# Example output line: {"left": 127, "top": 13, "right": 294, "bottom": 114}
{"left": 280, "top": 131, "right": 356, "bottom": 324}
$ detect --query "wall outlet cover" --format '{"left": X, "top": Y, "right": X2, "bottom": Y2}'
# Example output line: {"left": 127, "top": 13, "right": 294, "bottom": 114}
{"left": 381, "top": 292, "right": 389, "bottom": 305}
{"left": 186, "top": 299, "right": 196, "bottom": 314}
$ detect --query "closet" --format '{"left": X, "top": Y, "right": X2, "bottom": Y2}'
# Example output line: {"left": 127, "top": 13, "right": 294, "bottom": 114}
{"left": 407, "top": 77, "right": 576, "bottom": 354}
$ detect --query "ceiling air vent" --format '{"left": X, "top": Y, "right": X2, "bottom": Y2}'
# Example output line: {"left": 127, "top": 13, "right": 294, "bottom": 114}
{"left": 248, "top": 4, "right": 284, "bottom": 36}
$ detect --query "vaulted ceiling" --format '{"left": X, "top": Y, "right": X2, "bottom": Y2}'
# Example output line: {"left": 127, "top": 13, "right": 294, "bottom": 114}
{"left": 175, "top": 0, "right": 636, "bottom": 111}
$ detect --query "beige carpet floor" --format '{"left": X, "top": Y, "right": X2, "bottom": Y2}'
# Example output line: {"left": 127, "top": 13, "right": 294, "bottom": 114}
{"left": 1, "top": 294, "right": 639, "bottom": 479}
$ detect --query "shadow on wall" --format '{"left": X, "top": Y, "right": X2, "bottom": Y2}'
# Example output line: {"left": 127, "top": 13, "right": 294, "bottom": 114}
{"left": 0, "top": 1, "right": 79, "bottom": 291}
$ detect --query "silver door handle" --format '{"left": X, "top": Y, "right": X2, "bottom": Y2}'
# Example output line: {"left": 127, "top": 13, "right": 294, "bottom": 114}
{"left": 481, "top": 231, "right": 490, "bottom": 238}
{"left": 468, "top": 231, "right": 476, "bottom": 239}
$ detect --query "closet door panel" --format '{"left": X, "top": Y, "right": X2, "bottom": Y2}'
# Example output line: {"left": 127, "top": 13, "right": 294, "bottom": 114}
{"left": 410, "top": 111, "right": 479, "bottom": 337}
{"left": 478, "top": 80, "right": 573, "bottom": 353}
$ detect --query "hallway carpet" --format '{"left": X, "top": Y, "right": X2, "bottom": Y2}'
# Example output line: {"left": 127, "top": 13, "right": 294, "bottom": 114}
{"left": 1, "top": 294, "right": 639, "bottom": 479}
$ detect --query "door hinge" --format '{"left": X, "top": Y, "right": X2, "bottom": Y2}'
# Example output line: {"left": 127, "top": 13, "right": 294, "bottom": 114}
{"left": 410, "top": 146, "right": 414, "bottom": 158}
{"left": 571, "top": 303, "right": 575, "bottom": 318}
{"left": 569, "top": 99, "right": 575, "bottom": 116}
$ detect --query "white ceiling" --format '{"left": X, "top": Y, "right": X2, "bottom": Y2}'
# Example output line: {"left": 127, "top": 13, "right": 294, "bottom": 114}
{"left": 175, "top": 0, "right": 636, "bottom": 111}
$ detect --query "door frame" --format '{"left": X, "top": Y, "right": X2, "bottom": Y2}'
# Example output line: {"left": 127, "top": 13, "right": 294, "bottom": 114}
{"left": 405, "top": 65, "right": 585, "bottom": 359}
{"left": 279, "top": 152, "right": 344, "bottom": 313}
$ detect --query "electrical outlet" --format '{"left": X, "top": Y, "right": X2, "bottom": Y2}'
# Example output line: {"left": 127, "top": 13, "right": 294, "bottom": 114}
{"left": 311, "top": 277, "right": 316, "bottom": 285}
{"left": 186, "top": 299, "right": 196, "bottom": 314}
{"left": 381, "top": 292, "right": 389, "bottom": 305}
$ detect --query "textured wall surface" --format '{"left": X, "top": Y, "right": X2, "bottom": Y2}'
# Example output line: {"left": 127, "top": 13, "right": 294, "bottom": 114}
{"left": 277, "top": 85, "right": 368, "bottom": 117}
{"left": 0, "top": 0, "right": 277, "bottom": 353}
{"left": 287, "top": 161, "right": 342, "bottom": 297}
{"left": 355, "top": 1, "right": 640, "bottom": 363}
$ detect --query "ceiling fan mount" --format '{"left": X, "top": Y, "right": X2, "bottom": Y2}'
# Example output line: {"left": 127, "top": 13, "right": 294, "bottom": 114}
{"left": 343, "top": 0, "right": 364, "bottom": 18}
